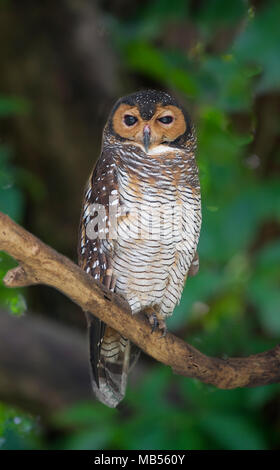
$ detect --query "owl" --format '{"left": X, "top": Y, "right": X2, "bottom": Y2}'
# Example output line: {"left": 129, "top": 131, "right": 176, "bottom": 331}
{"left": 78, "top": 90, "right": 201, "bottom": 408}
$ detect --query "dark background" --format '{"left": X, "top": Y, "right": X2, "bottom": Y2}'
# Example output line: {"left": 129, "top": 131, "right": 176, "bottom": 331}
{"left": 0, "top": 0, "right": 279, "bottom": 450}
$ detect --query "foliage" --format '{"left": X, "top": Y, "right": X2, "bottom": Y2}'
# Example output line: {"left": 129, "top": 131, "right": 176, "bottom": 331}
{"left": 50, "top": 370, "right": 279, "bottom": 450}
{"left": 0, "top": 403, "right": 41, "bottom": 450}
{"left": 0, "top": 95, "right": 33, "bottom": 447}
{"left": 0, "top": 0, "right": 280, "bottom": 450}
{"left": 0, "top": 127, "right": 27, "bottom": 316}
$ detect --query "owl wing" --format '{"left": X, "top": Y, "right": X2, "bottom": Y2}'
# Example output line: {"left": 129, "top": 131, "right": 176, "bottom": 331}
{"left": 78, "top": 149, "right": 116, "bottom": 382}
{"left": 78, "top": 149, "right": 139, "bottom": 408}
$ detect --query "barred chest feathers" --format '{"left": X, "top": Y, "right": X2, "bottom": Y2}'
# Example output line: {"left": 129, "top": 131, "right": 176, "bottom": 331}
{"left": 102, "top": 141, "right": 201, "bottom": 318}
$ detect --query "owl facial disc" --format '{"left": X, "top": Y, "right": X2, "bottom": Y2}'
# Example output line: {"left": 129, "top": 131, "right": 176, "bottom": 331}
{"left": 108, "top": 89, "right": 191, "bottom": 153}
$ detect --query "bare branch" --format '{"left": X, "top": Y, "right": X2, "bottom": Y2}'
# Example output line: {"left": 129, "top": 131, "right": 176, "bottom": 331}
{"left": 1, "top": 211, "right": 280, "bottom": 389}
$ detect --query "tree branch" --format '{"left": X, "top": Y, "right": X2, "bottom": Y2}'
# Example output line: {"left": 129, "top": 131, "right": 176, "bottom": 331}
{"left": 1, "top": 211, "right": 280, "bottom": 389}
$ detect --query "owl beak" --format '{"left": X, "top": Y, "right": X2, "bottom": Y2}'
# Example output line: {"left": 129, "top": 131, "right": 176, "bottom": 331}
{"left": 143, "top": 125, "right": 151, "bottom": 153}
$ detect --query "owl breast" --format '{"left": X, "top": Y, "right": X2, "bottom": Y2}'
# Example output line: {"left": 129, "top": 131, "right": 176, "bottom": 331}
{"left": 103, "top": 143, "right": 201, "bottom": 318}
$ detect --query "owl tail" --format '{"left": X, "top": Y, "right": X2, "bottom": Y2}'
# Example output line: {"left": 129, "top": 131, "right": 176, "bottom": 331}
{"left": 87, "top": 315, "right": 140, "bottom": 408}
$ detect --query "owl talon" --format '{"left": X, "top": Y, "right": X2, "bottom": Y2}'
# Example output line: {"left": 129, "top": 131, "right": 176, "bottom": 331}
{"left": 149, "top": 313, "right": 159, "bottom": 333}
{"left": 158, "top": 319, "right": 167, "bottom": 338}
{"left": 147, "top": 313, "right": 167, "bottom": 336}
{"left": 159, "top": 326, "right": 167, "bottom": 338}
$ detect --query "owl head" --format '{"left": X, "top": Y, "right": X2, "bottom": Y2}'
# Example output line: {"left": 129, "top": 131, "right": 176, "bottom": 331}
{"left": 105, "top": 89, "right": 194, "bottom": 153}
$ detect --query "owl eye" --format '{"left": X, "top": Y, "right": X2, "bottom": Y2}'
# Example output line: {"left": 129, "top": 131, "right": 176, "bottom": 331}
{"left": 124, "top": 115, "right": 138, "bottom": 126}
{"left": 158, "top": 116, "right": 173, "bottom": 124}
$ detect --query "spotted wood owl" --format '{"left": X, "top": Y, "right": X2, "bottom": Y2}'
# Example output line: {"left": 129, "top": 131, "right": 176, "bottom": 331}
{"left": 78, "top": 90, "right": 201, "bottom": 408}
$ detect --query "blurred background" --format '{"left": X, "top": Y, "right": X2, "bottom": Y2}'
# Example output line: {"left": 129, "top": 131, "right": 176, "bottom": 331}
{"left": 0, "top": 0, "right": 280, "bottom": 450}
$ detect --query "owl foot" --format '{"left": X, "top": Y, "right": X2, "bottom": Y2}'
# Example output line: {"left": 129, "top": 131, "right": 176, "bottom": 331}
{"left": 158, "top": 321, "right": 167, "bottom": 338}
{"left": 147, "top": 312, "right": 167, "bottom": 338}
{"left": 149, "top": 312, "right": 159, "bottom": 333}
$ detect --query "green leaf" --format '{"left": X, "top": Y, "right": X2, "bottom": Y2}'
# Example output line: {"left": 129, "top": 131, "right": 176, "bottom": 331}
{"left": 0, "top": 96, "right": 30, "bottom": 117}
{"left": 198, "top": 411, "right": 267, "bottom": 450}
{"left": 198, "top": 56, "right": 254, "bottom": 111}
{"left": 196, "top": 0, "right": 247, "bottom": 28}
{"left": 0, "top": 252, "right": 27, "bottom": 316}
{"left": 234, "top": 1, "right": 280, "bottom": 92}
{"left": 123, "top": 42, "right": 199, "bottom": 96}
